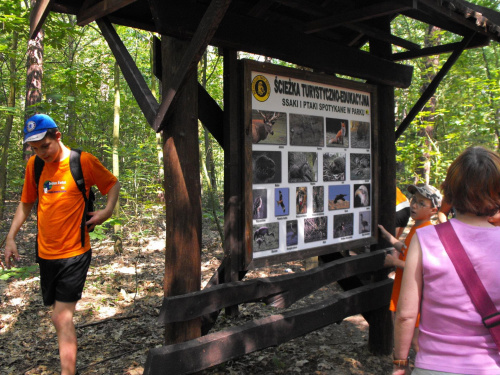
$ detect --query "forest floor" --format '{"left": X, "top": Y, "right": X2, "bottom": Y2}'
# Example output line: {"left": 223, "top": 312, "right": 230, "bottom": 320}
{"left": 0, "top": 200, "right": 398, "bottom": 375}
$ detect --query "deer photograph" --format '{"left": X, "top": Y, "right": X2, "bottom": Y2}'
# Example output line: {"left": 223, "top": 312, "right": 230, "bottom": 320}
{"left": 333, "top": 213, "right": 354, "bottom": 238}
{"left": 252, "top": 151, "right": 282, "bottom": 184}
{"left": 252, "top": 222, "right": 279, "bottom": 252}
{"left": 251, "top": 110, "right": 286, "bottom": 144}
{"left": 350, "top": 120, "right": 370, "bottom": 148}
{"left": 350, "top": 153, "right": 371, "bottom": 180}
{"left": 289, "top": 113, "right": 324, "bottom": 146}
{"left": 328, "top": 184, "right": 350, "bottom": 211}
{"left": 326, "top": 118, "right": 349, "bottom": 148}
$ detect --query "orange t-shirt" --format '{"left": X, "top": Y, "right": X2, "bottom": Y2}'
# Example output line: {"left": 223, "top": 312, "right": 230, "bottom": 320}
{"left": 389, "top": 220, "right": 432, "bottom": 323}
{"left": 21, "top": 151, "right": 118, "bottom": 260}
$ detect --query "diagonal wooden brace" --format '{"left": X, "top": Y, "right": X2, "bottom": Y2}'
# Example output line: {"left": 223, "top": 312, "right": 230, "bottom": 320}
{"left": 152, "top": 0, "right": 232, "bottom": 133}
{"left": 97, "top": 17, "right": 159, "bottom": 127}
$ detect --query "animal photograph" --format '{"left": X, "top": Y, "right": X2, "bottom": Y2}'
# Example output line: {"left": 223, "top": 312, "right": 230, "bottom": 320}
{"left": 251, "top": 109, "right": 287, "bottom": 145}
{"left": 289, "top": 114, "right": 324, "bottom": 147}
{"left": 350, "top": 121, "right": 370, "bottom": 149}
{"left": 323, "top": 152, "right": 346, "bottom": 181}
{"left": 326, "top": 118, "right": 349, "bottom": 148}
{"left": 252, "top": 189, "right": 267, "bottom": 219}
{"left": 334, "top": 213, "right": 354, "bottom": 238}
{"left": 359, "top": 211, "right": 371, "bottom": 234}
{"left": 328, "top": 184, "right": 350, "bottom": 210}
{"left": 253, "top": 222, "right": 279, "bottom": 252}
{"left": 288, "top": 152, "right": 318, "bottom": 182}
{"left": 304, "top": 216, "right": 328, "bottom": 243}
{"left": 350, "top": 153, "right": 371, "bottom": 180}
{"left": 296, "top": 187, "right": 308, "bottom": 214}
{"left": 275, "top": 188, "right": 289, "bottom": 216}
{"left": 353, "top": 184, "right": 370, "bottom": 208}
{"left": 286, "top": 220, "right": 298, "bottom": 246}
{"left": 313, "top": 186, "right": 324, "bottom": 213}
{"left": 252, "top": 151, "right": 282, "bottom": 184}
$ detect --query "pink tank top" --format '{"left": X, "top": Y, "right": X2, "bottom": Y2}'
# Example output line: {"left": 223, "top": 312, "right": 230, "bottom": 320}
{"left": 416, "top": 219, "right": 500, "bottom": 374}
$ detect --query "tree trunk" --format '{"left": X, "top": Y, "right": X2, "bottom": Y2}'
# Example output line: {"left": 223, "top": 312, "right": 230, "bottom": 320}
{"left": 416, "top": 25, "right": 440, "bottom": 184}
{"left": 0, "top": 31, "right": 19, "bottom": 220}
{"left": 113, "top": 61, "right": 122, "bottom": 254}
{"left": 24, "top": 1, "right": 44, "bottom": 162}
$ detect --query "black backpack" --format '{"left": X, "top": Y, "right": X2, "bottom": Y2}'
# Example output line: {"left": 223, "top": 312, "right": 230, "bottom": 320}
{"left": 34, "top": 149, "right": 95, "bottom": 248}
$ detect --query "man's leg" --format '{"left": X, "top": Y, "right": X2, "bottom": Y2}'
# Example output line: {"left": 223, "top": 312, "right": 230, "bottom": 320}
{"left": 52, "top": 301, "right": 78, "bottom": 375}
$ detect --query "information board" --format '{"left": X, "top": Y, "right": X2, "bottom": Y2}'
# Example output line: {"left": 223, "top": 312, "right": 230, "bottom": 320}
{"left": 244, "top": 62, "right": 377, "bottom": 263}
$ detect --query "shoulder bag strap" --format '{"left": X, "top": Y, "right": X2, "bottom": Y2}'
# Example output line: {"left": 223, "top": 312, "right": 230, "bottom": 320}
{"left": 435, "top": 221, "right": 500, "bottom": 350}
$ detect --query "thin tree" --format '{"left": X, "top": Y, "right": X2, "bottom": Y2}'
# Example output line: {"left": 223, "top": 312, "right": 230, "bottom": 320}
{"left": 113, "top": 61, "right": 122, "bottom": 253}
{"left": 0, "top": 31, "right": 19, "bottom": 220}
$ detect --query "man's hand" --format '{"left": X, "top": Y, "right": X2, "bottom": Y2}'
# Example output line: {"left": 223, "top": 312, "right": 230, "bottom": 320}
{"left": 4, "top": 238, "right": 20, "bottom": 269}
{"left": 85, "top": 210, "right": 111, "bottom": 231}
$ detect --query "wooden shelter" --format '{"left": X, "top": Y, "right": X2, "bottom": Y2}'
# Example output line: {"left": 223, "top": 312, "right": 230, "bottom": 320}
{"left": 30, "top": 1, "right": 500, "bottom": 374}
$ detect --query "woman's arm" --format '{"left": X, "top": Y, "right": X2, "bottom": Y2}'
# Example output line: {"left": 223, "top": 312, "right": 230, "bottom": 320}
{"left": 392, "top": 234, "right": 423, "bottom": 374}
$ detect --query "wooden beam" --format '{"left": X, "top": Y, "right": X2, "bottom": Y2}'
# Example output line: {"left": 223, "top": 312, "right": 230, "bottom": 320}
{"left": 77, "top": 0, "right": 139, "bottom": 26}
{"left": 144, "top": 280, "right": 393, "bottom": 375}
{"left": 30, "top": 0, "right": 53, "bottom": 39}
{"left": 395, "top": 33, "right": 476, "bottom": 140}
{"left": 151, "top": 0, "right": 232, "bottom": 133}
{"left": 346, "top": 23, "right": 420, "bottom": 51}
{"left": 96, "top": 18, "right": 159, "bottom": 127}
{"left": 158, "top": 250, "right": 386, "bottom": 324}
{"left": 303, "top": 1, "right": 417, "bottom": 34}
{"left": 391, "top": 35, "right": 490, "bottom": 61}
{"left": 198, "top": 84, "right": 224, "bottom": 146}
{"left": 148, "top": 2, "right": 413, "bottom": 87}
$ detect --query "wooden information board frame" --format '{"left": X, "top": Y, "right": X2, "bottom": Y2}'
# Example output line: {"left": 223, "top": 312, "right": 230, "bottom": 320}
{"left": 243, "top": 61, "right": 379, "bottom": 267}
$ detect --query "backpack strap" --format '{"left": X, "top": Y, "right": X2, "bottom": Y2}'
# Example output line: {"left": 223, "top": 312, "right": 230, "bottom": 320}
{"left": 69, "top": 149, "right": 88, "bottom": 248}
{"left": 435, "top": 221, "right": 500, "bottom": 351}
{"left": 34, "top": 155, "right": 44, "bottom": 189}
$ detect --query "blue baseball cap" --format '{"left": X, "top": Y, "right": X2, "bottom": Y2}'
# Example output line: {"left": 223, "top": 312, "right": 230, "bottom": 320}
{"left": 23, "top": 114, "right": 58, "bottom": 143}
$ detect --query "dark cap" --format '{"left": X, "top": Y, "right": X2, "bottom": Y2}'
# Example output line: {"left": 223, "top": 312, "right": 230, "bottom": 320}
{"left": 408, "top": 184, "right": 442, "bottom": 208}
{"left": 23, "top": 114, "right": 58, "bottom": 143}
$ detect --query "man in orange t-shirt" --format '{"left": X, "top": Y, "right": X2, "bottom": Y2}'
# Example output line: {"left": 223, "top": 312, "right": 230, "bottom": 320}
{"left": 379, "top": 184, "right": 441, "bottom": 352}
{"left": 3, "top": 114, "right": 120, "bottom": 375}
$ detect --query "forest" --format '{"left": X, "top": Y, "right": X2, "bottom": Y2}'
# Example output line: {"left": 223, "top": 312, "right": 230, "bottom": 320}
{"left": 1, "top": 0, "right": 500, "bottom": 374}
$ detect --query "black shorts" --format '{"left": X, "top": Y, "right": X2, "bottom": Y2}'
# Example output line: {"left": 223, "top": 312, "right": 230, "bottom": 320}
{"left": 395, "top": 207, "right": 411, "bottom": 228}
{"left": 38, "top": 250, "right": 92, "bottom": 306}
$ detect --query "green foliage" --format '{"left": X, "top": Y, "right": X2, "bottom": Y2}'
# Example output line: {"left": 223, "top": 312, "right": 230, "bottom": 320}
{"left": 0, "top": 265, "right": 38, "bottom": 281}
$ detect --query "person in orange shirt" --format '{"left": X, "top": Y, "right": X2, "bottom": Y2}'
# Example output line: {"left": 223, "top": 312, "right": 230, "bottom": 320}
{"left": 3, "top": 114, "right": 120, "bottom": 375}
{"left": 379, "top": 184, "right": 441, "bottom": 352}
{"left": 395, "top": 186, "right": 410, "bottom": 239}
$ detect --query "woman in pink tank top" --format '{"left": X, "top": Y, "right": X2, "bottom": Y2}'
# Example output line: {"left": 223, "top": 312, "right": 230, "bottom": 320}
{"left": 392, "top": 147, "right": 500, "bottom": 375}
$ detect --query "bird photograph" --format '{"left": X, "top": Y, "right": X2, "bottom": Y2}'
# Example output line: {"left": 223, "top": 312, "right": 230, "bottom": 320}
{"left": 354, "top": 184, "right": 370, "bottom": 208}
{"left": 252, "top": 189, "right": 267, "bottom": 219}
{"left": 359, "top": 212, "right": 371, "bottom": 233}
{"left": 304, "top": 216, "right": 328, "bottom": 243}
{"left": 313, "top": 186, "right": 324, "bottom": 213}
{"left": 328, "top": 185, "right": 350, "bottom": 210}
{"left": 286, "top": 220, "right": 298, "bottom": 246}
{"left": 253, "top": 223, "right": 279, "bottom": 252}
{"left": 334, "top": 213, "right": 354, "bottom": 238}
{"left": 275, "top": 188, "right": 289, "bottom": 216}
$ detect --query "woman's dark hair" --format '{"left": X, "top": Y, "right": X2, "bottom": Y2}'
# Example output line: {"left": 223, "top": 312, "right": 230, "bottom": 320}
{"left": 441, "top": 146, "right": 500, "bottom": 216}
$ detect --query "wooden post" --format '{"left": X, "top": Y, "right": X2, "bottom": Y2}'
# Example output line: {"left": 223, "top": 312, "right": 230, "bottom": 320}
{"left": 162, "top": 35, "right": 202, "bottom": 344}
{"left": 223, "top": 48, "right": 243, "bottom": 316}
{"left": 368, "top": 17, "right": 396, "bottom": 355}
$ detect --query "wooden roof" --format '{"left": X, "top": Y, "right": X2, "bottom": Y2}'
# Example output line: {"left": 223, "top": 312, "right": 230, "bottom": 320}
{"left": 31, "top": 0, "right": 500, "bottom": 89}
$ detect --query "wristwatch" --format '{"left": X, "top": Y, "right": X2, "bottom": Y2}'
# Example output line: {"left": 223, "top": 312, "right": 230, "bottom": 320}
{"left": 392, "top": 357, "right": 409, "bottom": 367}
